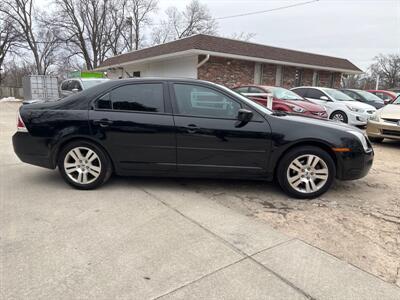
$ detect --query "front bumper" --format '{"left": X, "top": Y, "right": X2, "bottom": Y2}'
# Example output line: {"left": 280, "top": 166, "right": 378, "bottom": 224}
{"left": 12, "top": 132, "right": 55, "bottom": 169}
{"left": 347, "top": 111, "right": 376, "bottom": 126}
{"left": 336, "top": 148, "right": 374, "bottom": 181}
{"left": 366, "top": 120, "right": 400, "bottom": 140}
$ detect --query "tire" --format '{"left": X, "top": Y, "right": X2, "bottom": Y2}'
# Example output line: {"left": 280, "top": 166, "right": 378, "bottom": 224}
{"left": 277, "top": 146, "right": 336, "bottom": 199}
{"left": 58, "top": 140, "right": 112, "bottom": 190}
{"left": 368, "top": 136, "right": 384, "bottom": 143}
{"left": 330, "top": 111, "right": 348, "bottom": 123}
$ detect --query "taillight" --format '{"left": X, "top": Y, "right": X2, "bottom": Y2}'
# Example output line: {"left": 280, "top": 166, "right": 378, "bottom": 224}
{"left": 17, "top": 112, "right": 28, "bottom": 132}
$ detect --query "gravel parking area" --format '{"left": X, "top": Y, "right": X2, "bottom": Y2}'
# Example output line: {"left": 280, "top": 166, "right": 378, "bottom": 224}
{"left": 2, "top": 101, "right": 399, "bottom": 289}
{"left": 183, "top": 138, "right": 400, "bottom": 287}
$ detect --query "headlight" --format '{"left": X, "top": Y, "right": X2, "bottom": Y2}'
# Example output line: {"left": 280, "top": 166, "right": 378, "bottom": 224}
{"left": 348, "top": 130, "right": 370, "bottom": 151}
{"left": 288, "top": 105, "right": 306, "bottom": 113}
{"left": 346, "top": 105, "right": 362, "bottom": 112}
{"left": 370, "top": 112, "right": 380, "bottom": 122}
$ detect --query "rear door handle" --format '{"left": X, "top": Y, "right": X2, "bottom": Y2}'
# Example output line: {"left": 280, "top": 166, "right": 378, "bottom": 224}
{"left": 93, "top": 119, "right": 113, "bottom": 127}
{"left": 185, "top": 124, "right": 199, "bottom": 134}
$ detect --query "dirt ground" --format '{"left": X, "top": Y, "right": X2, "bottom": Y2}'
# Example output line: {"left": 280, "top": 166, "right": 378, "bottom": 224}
{"left": 191, "top": 139, "right": 400, "bottom": 287}
{"left": 2, "top": 101, "right": 399, "bottom": 287}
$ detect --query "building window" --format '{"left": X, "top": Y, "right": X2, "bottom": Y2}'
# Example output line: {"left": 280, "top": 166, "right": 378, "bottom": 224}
{"left": 295, "top": 69, "right": 303, "bottom": 86}
{"left": 133, "top": 71, "right": 141, "bottom": 77}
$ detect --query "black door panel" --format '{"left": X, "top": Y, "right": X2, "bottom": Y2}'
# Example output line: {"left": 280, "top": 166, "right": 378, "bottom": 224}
{"left": 170, "top": 82, "right": 272, "bottom": 175}
{"left": 174, "top": 116, "right": 270, "bottom": 174}
{"left": 90, "top": 110, "right": 176, "bottom": 171}
{"left": 89, "top": 82, "right": 176, "bottom": 172}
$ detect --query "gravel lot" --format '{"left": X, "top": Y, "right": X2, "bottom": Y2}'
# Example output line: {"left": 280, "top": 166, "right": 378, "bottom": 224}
{"left": 2, "top": 101, "right": 399, "bottom": 287}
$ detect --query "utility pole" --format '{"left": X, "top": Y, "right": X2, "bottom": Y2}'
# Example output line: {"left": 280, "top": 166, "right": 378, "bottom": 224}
{"left": 126, "top": 17, "right": 133, "bottom": 51}
{"left": 375, "top": 74, "right": 380, "bottom": 90}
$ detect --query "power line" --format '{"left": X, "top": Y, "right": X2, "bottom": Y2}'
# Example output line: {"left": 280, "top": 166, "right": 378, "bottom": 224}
{"left": 29, "top": 0, "right": 321, "bottom": 44}
{"left": 215, "top": 0, "right": 320, "bottom": 20}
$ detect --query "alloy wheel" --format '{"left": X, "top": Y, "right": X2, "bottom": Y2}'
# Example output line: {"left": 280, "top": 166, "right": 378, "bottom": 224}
{"left": 286, "top": 154, "right": 329, "bottom": 194}
{"left": 63, "top": 147, "right": 102, "bottom": 185}
{"left": 332, "top": 113, "right": 345, "bottom": 122}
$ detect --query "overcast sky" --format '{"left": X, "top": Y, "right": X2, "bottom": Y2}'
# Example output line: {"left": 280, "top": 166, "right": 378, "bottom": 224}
{"left": 155, "top": 0, "right": 400, "bottom": 71}
{"left": 37, "top": 0, "right": 399, "bottom": 72}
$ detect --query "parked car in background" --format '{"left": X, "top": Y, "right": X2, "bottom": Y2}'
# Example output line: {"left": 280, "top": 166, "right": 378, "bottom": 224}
{"left": 233, "top": 85, "right": 328, "bottom": 118}
{"left": 367, "top": 95, "right": 400, "bottom": 142}
{"left": 340, "top": 89, "right": 385, "bottom": 109}
{"left": 13, "top": 78, "right": 374, "bottom": 199}
{"left": 291, "top": 87, "right": 376, "bottom": 126}
{"left": 60, "top": 78, "right": 109, "bottom": 98}
{"left": 368, "top": 90, "right": 397, "bottom": 104}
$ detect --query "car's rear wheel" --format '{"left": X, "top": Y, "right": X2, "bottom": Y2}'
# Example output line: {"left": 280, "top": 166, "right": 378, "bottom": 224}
{"left": 368, "top": 136, "right": 384, "bottom": 143}
{"left": 330, "top": 111, "right": 348, "bottom": 123}
{"left": 277, "top": 146, "right": 335, "bottom": 199}
{"left": 58, "top": 141, "right": 112, "bottom": 189}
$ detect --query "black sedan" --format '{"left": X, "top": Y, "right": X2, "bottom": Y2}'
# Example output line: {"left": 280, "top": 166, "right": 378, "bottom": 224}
{"left": 13, "top": 78, "right": 374, "bottom": 199}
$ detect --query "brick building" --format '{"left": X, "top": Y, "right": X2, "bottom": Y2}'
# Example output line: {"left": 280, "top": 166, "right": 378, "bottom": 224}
{"left": 97, "top": 34, "right": 362, "bottom": 89}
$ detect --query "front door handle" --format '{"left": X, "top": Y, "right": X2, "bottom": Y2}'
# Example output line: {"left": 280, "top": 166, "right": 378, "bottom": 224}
{"left": 185, "top": 124, "right": 199, "bottom": 134}
{"left": 93, "top": 119, "right": 113, "bottom": 127}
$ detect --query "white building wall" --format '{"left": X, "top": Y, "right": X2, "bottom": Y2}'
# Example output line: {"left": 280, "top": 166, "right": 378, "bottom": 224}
{"left": 106, "top": 55, "right": 198, "bottom": 79}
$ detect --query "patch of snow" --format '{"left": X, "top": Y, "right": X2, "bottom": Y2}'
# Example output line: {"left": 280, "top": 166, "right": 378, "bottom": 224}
{"left": 0, "top": 97, "right": 22, "bottom": 102}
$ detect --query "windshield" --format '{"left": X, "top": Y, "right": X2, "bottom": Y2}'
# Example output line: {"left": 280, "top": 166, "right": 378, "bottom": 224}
{"left": 322, "top": 88, "right": 355, "bottom": 101}
{"left": 82, "top": 79, "right": 109, "bottom": 89}
{"left": 271, "top": 87, "right": 304, "bottom": 100}
{"left": 356, "top": 90, "right": 384, "bottom": 103}
{"left": 394, "top": 96, "right": 400, "bottom": 104}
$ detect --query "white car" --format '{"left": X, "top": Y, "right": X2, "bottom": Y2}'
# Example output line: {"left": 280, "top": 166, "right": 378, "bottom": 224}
{"left": 60, "top": 78, "right": 109, "bottom": 98}
{"left": 291, "top": 87, "right": 376, "bottom": 126}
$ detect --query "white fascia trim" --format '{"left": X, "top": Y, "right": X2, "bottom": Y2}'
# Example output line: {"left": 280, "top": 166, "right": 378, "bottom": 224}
{"left": 96, "top": 49, "right": 362, "bottom": 75}
{"left": 94, "top": 50, "right": 197, "bottom": 71}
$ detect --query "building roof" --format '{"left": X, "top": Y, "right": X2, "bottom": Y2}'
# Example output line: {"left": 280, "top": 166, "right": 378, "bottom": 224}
{"left": 99, "top": 34, "right": 362, "bottom": 74}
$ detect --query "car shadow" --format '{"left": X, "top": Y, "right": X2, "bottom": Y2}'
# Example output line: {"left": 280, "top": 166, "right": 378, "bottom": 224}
{"left": 372, "top": 140, "right": 400, "bottom": 149}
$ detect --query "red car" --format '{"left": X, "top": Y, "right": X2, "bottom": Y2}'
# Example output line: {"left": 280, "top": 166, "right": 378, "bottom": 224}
{"left": 367, "top": 90, "right": 398, "bottom": 104}
{"left": 233, "top": 85, "right": 328, "bottom": 118}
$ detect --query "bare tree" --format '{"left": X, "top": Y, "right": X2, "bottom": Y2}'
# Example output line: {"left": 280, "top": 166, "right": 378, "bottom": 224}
{"left": 126, "top": 0, "right": 158, "bottom": 50}
{"left": 0, "top": 0, "right": 59, "bottom": 75}
{"left": 52, "top": 0, "right": 123, "bottom": 70}
{"left": 0, "top": 15, "right": 21, "bottom": 83}
{"left": 369, "top": 54, "right": 400, "bottom": 89}
{"left": 151, "top": 0, "right": 217, "bottom": 45}
{"left": 226, "top": 32, "right": 256, "bottom": 42}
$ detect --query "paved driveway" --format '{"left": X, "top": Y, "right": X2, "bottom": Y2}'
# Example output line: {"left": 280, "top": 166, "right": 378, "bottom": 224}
{"left": 1, "top": 102, "right": 399, "bottom": 299}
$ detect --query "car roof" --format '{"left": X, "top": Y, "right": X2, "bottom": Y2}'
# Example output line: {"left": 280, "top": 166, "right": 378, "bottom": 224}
{"left": 292, "top": 86, "right": 328, "bottom": 91}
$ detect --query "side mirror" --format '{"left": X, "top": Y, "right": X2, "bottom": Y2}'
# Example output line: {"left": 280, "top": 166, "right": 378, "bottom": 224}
{"left": 235, "top": 108, "right": 253, "bottom": 127}
{"left": 320, "top": 95, "right": 329, "bottom": 101}
{"left": 71, "top": 88, "right": 80, "bottom": 93}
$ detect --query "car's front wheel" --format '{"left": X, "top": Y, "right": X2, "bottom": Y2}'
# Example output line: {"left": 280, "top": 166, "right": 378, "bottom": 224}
{"left": 277, "top": 146, "right": 335, "bottom": 199}
{"left": 330, "top": 111, "right": 348, "bottom": 123}
{"left": 58, "top": 141, "right": 112, "bottom": 189}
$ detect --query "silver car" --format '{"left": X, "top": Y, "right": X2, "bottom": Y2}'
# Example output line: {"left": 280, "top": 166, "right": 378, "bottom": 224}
{"left": 60, "top": 78, "right": 109, "bottom": 98}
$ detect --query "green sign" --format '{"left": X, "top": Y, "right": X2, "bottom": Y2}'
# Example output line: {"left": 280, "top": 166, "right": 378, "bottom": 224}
{"left": 69, "top": 71, "right": 104, "bottom": 78}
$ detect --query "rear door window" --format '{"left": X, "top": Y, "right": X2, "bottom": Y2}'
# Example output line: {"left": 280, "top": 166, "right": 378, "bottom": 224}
{"left": 95, "top": 83, "right": 164, "bottom": 113}
{"left": 111, "top": 84, "right": 164, "bottom": 112}
{"left": 292, "top": 88, "right": 307, "bottom": 97}
{"left": 306, "top": 89, "right": 326, "bottom": 99}
{"left": 61, "top": 81, "right": 70, "bottom": 91}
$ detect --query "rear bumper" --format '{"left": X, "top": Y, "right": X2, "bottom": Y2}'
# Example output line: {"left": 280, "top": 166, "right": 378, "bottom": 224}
{"left": 12, "top": 132, "right": 55, "bottom": 169}
{"left": 366, "top": 120, "right": 400, "bottom": 140}
{"left": 336, "top": 149, "right": 374, "bottom": 180}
